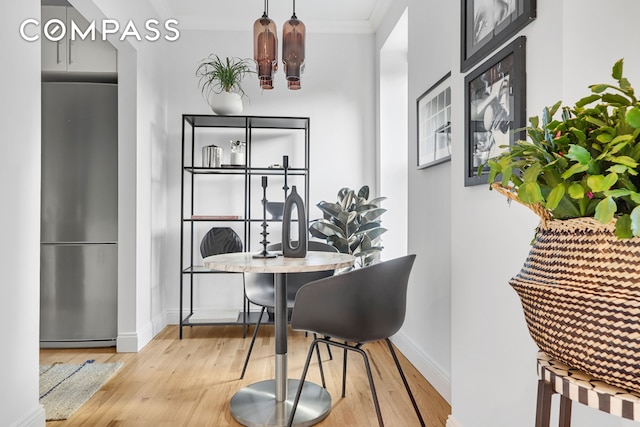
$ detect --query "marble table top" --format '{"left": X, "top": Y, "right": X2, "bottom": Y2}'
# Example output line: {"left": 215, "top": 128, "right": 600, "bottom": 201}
{"left": 203, "top": 250, "right": 355, "bottom": 274}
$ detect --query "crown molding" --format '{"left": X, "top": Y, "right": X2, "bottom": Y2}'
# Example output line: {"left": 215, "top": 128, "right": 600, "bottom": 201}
{"left": 148, "top": 0, "right": 379, "bottom": 34}
{"left": 172, "top": 16, "right": 375, "bottom": 34}
{"left": 148, "top": 0, "right": 173, "bottom": 20}
{"left": 368, "top": 0, "right": 394, "bottom": 31}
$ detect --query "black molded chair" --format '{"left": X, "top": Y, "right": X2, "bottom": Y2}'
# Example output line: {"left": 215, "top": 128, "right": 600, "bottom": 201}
{"left": 240, "top": 241, "right": 338, "bottom": 380}
{"left": 199, "top": 227, "right": 249, "bottom": 337}
{"left": 287, "top": 254, "right": 425, "bottom": 427}
{"left": 199, "top": 227, "right": 243, "bottom": 258}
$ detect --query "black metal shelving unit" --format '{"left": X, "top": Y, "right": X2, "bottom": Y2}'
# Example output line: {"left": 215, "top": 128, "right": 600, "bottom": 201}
{"left": 179, "top": 115, "right": 310, "bottom": 338}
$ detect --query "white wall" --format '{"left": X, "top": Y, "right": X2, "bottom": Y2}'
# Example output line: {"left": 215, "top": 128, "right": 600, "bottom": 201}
{"left": 379, "top": 9, "right": 409, "bottom": 261}
{"left": 70, "top": 0, "right": 171, "bottom": 351}
{"left": 162, "top": 29, "right": 376, "bottom": 322}
{"left": 378, "top": 0, "right": 454, "bottom": 403}
{"left": 0, "top": 1, "right": 46, "bottom": 426}
{"left": 448, "top": 0, "right": 640, "bottom": 426}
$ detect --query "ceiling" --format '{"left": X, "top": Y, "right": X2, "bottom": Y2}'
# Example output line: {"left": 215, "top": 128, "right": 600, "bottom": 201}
{"left": 148, "top": 0, "right": 392, "bottom": 33}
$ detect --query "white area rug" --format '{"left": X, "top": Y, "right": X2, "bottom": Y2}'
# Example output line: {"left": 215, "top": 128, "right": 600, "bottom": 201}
{"left": 39, "top": 360, "right": 122, "bottom": 421}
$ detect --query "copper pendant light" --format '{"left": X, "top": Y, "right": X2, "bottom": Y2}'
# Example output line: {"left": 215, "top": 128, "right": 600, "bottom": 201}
{"left": 282, "top": 0, "right": 305, "bottom": 90}
{"left": 253, "top": 0, "right": 278, "bottom": 89}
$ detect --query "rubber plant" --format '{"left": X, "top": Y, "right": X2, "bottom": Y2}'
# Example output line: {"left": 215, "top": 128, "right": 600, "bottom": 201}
{"left": 309, "top": 185, "right": 387, "bottom": 268}
{"left": 483, "top": 59, "right": 640, "bottom": 238}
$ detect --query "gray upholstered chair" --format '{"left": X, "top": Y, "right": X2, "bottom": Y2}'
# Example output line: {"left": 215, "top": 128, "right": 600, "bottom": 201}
{"left": 240, "top": 241, "right": 338, "bottom": 380}
{"left": 286, "top": 254, "right": 425, "bottom": 427}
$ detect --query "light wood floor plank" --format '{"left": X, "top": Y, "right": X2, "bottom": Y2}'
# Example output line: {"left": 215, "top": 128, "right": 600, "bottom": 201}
{"left": 40, "top": 325, "right": 450, "bottom": 426}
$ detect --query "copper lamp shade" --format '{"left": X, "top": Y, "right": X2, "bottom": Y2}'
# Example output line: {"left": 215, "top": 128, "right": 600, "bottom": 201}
{"left": 287, "top": 80, "right": 301, "bottom": 90}
{"left": 282, "top": 4, "right": 305, "bottom": 89}
{"left": 253, "top": 6, "right": 278, "bottom": 90}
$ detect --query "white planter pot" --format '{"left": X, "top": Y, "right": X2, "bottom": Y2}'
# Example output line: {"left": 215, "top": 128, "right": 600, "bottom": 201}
{"left": 210, "top": 91, "right": 243, "bottom": 115}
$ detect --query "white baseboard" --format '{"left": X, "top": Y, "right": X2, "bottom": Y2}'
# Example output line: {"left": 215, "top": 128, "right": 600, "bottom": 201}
{"left": 136, "top": 319, "right": 154, "bottom": 350}
{"left": 11, "top": 405, "right": 45, "bottom": 427}
{"left": 165, "top": 308, "right": 181, "bottom": 325}
{"left": 391, "top": 331, "right": 451, "bottom": 404}
{"left": 151, "top": 311, "right": 168, "bottom": 336}
{"left": 446, "top": 415, "right": 462, "bottom": 427}
{"left": 116, "top": 332, "right": 139, "bottom": 353}
{"left": 116, "top": 312, "right": 168, "bottom": 353}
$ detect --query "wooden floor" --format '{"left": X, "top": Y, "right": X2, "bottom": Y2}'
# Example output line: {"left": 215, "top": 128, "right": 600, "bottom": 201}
{"left": 40, "top": 325, "right": 450, "bottom": 427}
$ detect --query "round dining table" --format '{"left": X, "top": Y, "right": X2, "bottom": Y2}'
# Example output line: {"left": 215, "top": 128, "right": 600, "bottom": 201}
{"left": 204, "top": 250, "right": 355, "bottom": 427}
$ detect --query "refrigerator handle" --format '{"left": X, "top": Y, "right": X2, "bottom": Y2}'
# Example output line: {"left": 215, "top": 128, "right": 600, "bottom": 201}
{"left": 56, "top": 40, "right": 62, "bottom": 64}
{"left": 41, "top": 242, "right": 117, "bottom": 246}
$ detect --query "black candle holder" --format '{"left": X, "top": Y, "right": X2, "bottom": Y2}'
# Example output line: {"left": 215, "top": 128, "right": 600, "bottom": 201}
{"left": 282, "top": 155, "right": 289, "bottom": 199}
{"left": 253, "top": 175, "right": 277, "bottom": 258}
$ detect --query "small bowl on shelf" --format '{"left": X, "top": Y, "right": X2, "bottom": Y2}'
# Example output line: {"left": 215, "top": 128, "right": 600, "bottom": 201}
{"left": 266, "top": 202, "right": 284, "bottom": 220}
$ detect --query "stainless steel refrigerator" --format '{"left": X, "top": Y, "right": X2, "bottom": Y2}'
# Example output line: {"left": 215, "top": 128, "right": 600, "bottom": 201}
{"left": 40, "top": 82, "right": 118, "bottom": 348}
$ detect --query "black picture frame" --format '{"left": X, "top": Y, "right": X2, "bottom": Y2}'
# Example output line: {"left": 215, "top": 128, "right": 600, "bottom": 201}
{"left": 417, "top": 72, "right": 452, "bottom": 169}
{"left": 460, "top": 0, "right": 535, "bottom": 73}
{"left": 464, "top": 36, "right": 526, "bottom": 187}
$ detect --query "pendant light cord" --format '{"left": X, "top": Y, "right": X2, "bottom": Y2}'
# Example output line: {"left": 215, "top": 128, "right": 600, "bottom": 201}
{"left": 264, "top": 0, "right": 268, "bottom": 16}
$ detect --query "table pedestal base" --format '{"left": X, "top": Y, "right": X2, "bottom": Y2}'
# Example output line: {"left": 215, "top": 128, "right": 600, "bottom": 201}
{"left": 230, "top": 379, "right": 331, "bottom": 427}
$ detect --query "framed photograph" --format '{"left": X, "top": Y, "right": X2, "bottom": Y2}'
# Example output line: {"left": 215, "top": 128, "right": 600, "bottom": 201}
{"left": 460, "top": 0, "right": 535, "bottom": 72}
{"left": 417, "top": 72, "right": 452, "bottom": 169}
{"left": 464, "top": 36, "right": 526, "bottom": 186}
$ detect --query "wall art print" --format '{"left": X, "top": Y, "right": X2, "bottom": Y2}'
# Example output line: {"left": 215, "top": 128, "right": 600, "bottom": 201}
{"left": 417, "top": 72, "right": 452, "bottom": 169}
{"left": 464, "top": 36, "right": 526, "bottom": 186}
{"left": 460, "top": 0, "right": 535, "bottom": 72}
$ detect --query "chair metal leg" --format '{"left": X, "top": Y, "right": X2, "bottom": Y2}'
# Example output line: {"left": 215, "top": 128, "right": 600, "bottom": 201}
{"left": 355, "top": 344, "right": 384, "bottom": 427}
{"left": 287, "top": 338, "right": 320, "bottom": 427}
{"left": 241, "top": 275, "right": 247, "bottom": 338}
{"left": 559, "top": 395, "right": 572, "bottom": 427}
{"left": 294, "top": 338, "right": 420, "bottom": 427}
{"left": 385, "top": 338, "right": 425, "bottom": 427}
{"left": 306, "top": 333, "right": 332, "bottom": 360}
{"left": 535, "top": 379, "right": 553, "bottom": 427}
{"left": 240, "top": 306, "right": 265, "bottom": 379}
{"left": 312, "top": 333, "right": 326, "bottom": 388}
{"left": 342, "top": 342, "right": 348, "bottom": 398}
{"left": 242, "top": 298, "right": 247, "bottom": 338}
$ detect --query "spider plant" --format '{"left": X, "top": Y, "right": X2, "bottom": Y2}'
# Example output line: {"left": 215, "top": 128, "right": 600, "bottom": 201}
{"left": 196, "top": 54, "right": 255, "bottom": 99}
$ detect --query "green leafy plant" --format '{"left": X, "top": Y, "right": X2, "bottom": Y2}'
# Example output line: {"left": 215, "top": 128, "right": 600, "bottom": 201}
{"left": 309, "top": 186, "right": 387, "bottom": 268}
{"left": 484, "top": 59, "right": 640, "bottom": 238}
{"left": 196, "top": 54, "right": 254, "bottom": 99}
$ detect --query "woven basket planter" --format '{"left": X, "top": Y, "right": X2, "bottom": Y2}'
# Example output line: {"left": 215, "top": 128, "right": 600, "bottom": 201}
{"left": 492, "top": 184, "right": 640, "bottom": 393}
{"left": 511, "top": 217, "right": 640, "bottom": 393}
